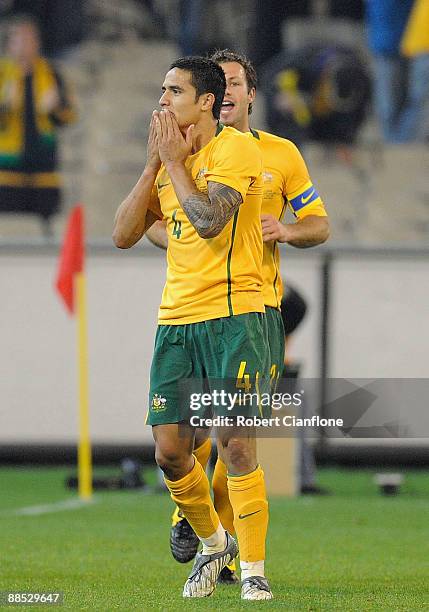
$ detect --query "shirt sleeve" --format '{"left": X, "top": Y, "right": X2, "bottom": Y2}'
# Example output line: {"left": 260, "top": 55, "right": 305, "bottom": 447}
{"left": 283, "top": 141, "right": 327, "bottom": 219}
{"left": 204, "top": 133, "right": 263, "bottom": 201}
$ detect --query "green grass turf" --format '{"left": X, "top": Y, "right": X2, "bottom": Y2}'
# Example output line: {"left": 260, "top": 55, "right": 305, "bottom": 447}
{"left": 0, "top": 467, "right": 428, "bottom": 610}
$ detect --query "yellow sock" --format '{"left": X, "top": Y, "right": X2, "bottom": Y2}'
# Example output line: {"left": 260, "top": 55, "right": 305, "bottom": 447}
{"left": 212, "top": 458, "right": 235, "bottom": 536}
{"left": 171, "top": 438, "right": 212, "bottom": 525}
{"left": 165, "top": 457, "right": 220, "bottom": 539}
{"left": 227, "top": 465, "right": 268, "bottom": 562}
{"left": 193, "top": 438, "right": 212, "bottom": 471}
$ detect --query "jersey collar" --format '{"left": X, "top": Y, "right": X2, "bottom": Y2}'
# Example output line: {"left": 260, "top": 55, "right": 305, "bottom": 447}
{"left": 250, "top": 128, "right": 260, "bottom": 139}
{"left": 216, "top": 122, "right": 224, "bottom": 136}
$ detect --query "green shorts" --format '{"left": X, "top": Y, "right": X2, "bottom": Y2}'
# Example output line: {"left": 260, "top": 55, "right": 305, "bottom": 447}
{"left": 266, "top": 306, "right": 285, "bottom": 391}
{"left": 148, "top": 312, "right": 271, "bottom": 425}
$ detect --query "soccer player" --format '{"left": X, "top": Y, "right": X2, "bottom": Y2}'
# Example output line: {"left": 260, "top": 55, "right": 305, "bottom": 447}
{"left": 113, "top": 56, "right": 273, "bottom": 600}
{"left": 146, "top": 50, "right": 329, "bottom": 589}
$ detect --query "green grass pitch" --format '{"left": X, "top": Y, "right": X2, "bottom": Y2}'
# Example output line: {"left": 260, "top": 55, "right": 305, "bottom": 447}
{"left": 0, "top": 466, "right": 428, "bottom": 610}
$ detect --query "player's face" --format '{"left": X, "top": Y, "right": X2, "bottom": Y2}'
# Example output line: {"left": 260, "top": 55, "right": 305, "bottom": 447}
{"left": 159, "top": 68, "right": 201, "bottom": 130}
{"left": 219, "top": 62, "right": 255, "bottom": 129}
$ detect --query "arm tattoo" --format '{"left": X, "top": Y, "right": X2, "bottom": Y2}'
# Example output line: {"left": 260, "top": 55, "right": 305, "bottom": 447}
{"left": 182, "top": 182, "right": 243, "bottom": 238}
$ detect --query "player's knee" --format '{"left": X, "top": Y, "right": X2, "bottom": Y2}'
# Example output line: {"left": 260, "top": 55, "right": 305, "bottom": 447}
{"left": 224, "top": 437, "right": 256, "bottom": 474}
{"left": 194, "top": 427, "right": 210, "bottom": 448}
{"left": 155, "top": 443, "right": 188, "bottom": 477}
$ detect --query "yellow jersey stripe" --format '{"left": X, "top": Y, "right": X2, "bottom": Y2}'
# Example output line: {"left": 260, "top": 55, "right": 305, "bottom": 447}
{"left": 226, "top": 210, "right": 239, "bottom": 316}
{"left": 0, "top": 170, "right": 60, "bottom": 188}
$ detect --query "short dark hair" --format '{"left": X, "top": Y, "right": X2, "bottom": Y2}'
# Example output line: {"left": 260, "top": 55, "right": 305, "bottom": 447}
{"left": 210, "top": 49, "right": 258, "bottom": 115}
{"left": 170, "top": 56, "right": 226, "bottom": 120}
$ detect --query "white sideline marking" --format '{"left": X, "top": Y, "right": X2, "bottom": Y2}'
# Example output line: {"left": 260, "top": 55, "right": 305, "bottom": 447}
{"left": 3, "top": 497, "right": 97, "bottom": 517}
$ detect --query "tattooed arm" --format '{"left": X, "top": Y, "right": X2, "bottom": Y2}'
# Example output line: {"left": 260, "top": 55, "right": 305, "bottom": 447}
{"left": 182, "top": 181, "right": 243, "bottom": 238}
{"left": 164, "top": 161, "right": 243, "bottom": 238}
{"left": 169, "top": 167, "right": 242, "bottom": 238}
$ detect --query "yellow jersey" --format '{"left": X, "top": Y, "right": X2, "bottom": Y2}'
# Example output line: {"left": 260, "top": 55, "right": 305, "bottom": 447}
{"left": 248, "top": 129, "right": 327, "bottom": 309}
{"left": 153, "top": 125, "right": 264, "bottom": 325}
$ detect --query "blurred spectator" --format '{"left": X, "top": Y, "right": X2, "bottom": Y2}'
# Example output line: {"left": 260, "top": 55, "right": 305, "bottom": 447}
{"left": 247, "top": 0, "right": 309, "bottom": 70}
{"left": 365, "top": 0, "right": 417, "bottom": 143}
{"left": 0, "top": 16, "right": 76, "bottom": 234}
{"left": 133, "top": 0, "right": 167, "bottom": 38}
{"left": 6, "top": 0, "right": 84, "bottom": 58}
{"left": 261, "top": 44, "right": 371, "bottom": 147}
{"left": 247, "top": 1, "right": 364, "bottom": 71}
{"left": 247, "top": 0, "right": 284, "bottom": 71}
{"left": 399, "top": 0, "right": 429, "bottom": 142}
{"left": 177, "top": 0, "right": 207, "bottom": 56}
{"left": 329, "top": 0, "right": 364, "bottom": 19}
{"left": 177, "top": 0, "right": 230, "bottom": 56}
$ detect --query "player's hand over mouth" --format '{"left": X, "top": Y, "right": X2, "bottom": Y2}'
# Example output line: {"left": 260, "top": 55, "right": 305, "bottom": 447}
{"left": 145, "top": 111, "right": 162, "bottom": 173}
{"left": 154, "top": 110, "right": 194, "bottom": 167}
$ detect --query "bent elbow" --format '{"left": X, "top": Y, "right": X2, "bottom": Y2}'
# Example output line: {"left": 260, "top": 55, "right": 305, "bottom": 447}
{"left": 195, "top": 224, "right": 222, "bottom": 239}
{"left": 321, "top": 221, "right": 330, "bottom": 244}
{"left": 112, "top": 230, "right": 132, "bottom": 249}
{"left": 198, "top": 228, "right": 221, "bottom": 239}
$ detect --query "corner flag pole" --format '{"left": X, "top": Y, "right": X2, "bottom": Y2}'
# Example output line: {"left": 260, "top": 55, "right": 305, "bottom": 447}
{"left": 76, "top": 271, "right": 92, "bottom": 499}
{"left": 55, "top": 205, "right": 93, "bottom": 499}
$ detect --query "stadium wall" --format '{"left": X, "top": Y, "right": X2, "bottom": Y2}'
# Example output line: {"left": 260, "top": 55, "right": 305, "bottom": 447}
{"left": 1, "top": 242, "right": 428, "bottom": 464}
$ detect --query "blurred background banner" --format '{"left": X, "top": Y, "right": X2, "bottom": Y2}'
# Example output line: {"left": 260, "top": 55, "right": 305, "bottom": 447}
{"left": 1, "top": 242, "right": 428, "bottom": 463}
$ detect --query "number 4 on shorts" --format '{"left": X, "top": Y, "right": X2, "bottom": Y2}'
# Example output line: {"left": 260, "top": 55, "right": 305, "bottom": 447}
{"left": 236, "top": 360, "right": 252, "bottom": 392}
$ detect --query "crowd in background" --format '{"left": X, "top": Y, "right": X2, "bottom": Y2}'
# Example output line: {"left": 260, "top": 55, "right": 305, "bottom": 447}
{"left": 0, "top": 0, "right": 428, "bottom": 225}
{"left": 0, "top": 16, "right": 76, "bottom": 233}
{"left": 366, "top": 0, "right": 429, "bottom": 143}
{"left": 174, "top": 0, "right": 428, "bottom": 147}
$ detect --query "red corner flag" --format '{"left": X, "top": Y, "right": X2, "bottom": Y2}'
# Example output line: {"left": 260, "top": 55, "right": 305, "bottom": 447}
{"left": 55, "top": 204, "right": 92, "bottom": 499}
{"left": 55, "top": 205, "right": 84, "bottom": 314}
